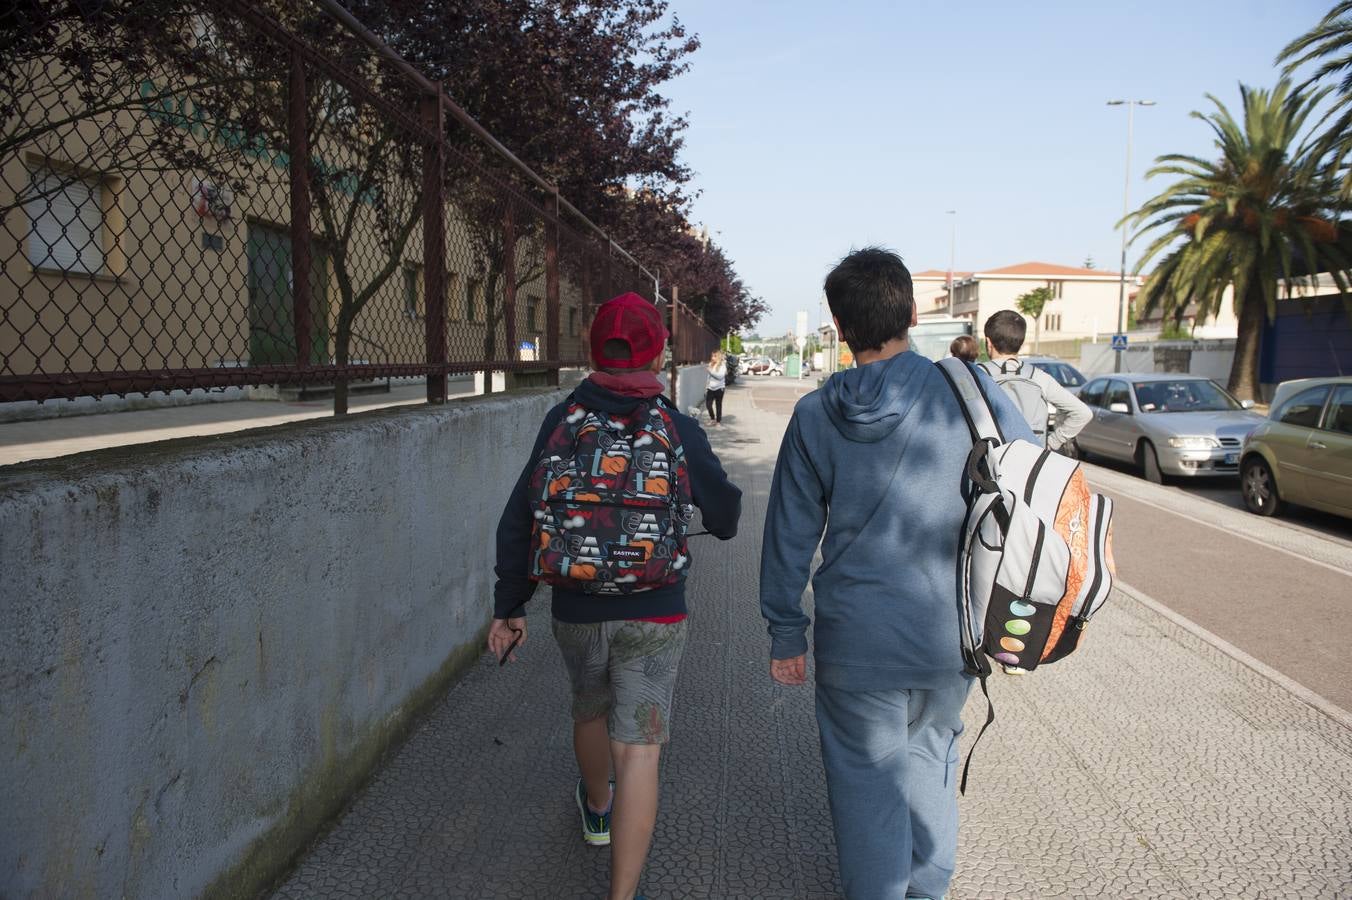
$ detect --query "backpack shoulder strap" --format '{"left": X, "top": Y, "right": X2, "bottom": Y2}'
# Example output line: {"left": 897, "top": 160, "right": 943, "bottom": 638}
{"left": 936, "top": 357, "right": 1005, "bottom": 443}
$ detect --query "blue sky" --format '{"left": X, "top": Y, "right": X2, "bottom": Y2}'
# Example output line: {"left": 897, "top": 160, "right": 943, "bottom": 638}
{"left": 661, "top": 0, "right": 1332, "bottom": 336}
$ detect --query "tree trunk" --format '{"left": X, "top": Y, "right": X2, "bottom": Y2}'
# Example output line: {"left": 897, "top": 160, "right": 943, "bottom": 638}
{"left": 481, "top": 268, "right": 501, "bottom": 395}
{"left": 333, "top": 312, "right": 351, "bottom": 415}
{"left": 1227, "top": 284, "right": 1265, "bottom": 402}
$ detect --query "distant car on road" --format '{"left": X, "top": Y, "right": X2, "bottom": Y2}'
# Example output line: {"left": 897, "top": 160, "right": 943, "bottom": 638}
{"left": 1240, "top": 377, "right": 1352, "bottom": 519}
{"left": 1021, "top": 356, "right": 1088, "bottom": 396}
{"left": 745, "top": 357, "right": 783, "bottom": 376}
{"left": 1073, "top": 373, "right": 1263, "bottom": 483}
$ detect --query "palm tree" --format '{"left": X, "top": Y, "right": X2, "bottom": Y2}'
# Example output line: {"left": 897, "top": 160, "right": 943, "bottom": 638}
{"left": 1015, "top": 286, "right": 1052, "bottom": 354}
{"left": 1126, "top": 81, "right": 1351, "bottom": 401}
{"left": 1278, "top": 1, "right": 1352, "bottom": 197}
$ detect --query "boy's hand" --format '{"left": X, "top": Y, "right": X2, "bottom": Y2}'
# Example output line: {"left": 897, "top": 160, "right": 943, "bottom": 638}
{"left": 489, "top": 616, "right": 527, "bottom": 664}
{"left": 770, "top": 655, "right": 807, "bottom": 686}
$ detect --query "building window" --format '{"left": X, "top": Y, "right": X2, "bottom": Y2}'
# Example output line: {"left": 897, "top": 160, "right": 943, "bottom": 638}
{"left": 466, "top": 278, "right": 482, "bottom": 322}
{"left": 26, "top": 165, "right": 106, "bottom": 274}
{"left": 568, "top": 306, "right": 578, "bottom": 336}
{"left": 526, "top": 295, "right": 541, "bottom": 333}
{"left": 446, "top": 272, "right": 460, "bottom": 322}
{"left": 1048, "top": 281, "right": 1064, "bottom": 299}
{"left": 403, "top": 264, "right": 422, "bottom": 319}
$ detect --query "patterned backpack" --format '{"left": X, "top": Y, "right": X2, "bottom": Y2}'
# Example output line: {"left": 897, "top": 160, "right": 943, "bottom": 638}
{"left": 528, "top": 396, "right": 695, "bottom": 595}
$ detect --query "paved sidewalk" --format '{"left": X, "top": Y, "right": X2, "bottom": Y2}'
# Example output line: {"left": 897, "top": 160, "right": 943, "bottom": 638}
{"left": 273, "top": 381, "right": 1352, "bottom": 899}
{"left": 0, "top": 382, "right": 477, "bottom": 467}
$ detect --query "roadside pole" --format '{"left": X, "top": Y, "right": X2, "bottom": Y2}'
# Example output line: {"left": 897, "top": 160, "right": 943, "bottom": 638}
{"left": 796, "top": 310, "right": 808, "bottom": 381}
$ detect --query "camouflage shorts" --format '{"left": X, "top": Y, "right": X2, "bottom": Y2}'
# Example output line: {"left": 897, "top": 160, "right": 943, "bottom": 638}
{"left": 551, "top": 618, "right": 689, "bottom": 745}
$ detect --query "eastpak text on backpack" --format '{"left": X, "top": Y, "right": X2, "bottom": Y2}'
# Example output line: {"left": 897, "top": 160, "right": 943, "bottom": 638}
{"left": 936, "top": 357, "right": 1116, "bottom": 792}
{"left": 980, "top": 358, "right": 1050, "bottom": 445}
{"left": 528, "top": 397, "right": 695, "bottom": 595}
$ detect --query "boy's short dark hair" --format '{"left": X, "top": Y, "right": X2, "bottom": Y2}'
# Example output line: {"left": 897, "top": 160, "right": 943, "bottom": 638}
{"left": 949, "top": 334, "right": 979, "bottom": 363}
{"left": 823, "top": 247, "right": 914, "bottom": 354}
{"left": 984, "top": 310, "right": 1027, "bottom": 355}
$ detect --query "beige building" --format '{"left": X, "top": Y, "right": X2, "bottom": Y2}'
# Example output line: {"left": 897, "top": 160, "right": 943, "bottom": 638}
{"left": 912, "top": 269, "right": 971, "bottom": 317}
{"left": 1, "top": 55, "right": 592, "bottom": 396}
{"left": 921, "top": 261, "right": 1143, "bottom": 345}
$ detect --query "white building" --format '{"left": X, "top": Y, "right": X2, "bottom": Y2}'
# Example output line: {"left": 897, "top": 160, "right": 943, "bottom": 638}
{"left": 912, "top": 269, "right": 971, "bottom": 318}
{"left": 918, "top": 261, "right": 1143, "bottom": 344}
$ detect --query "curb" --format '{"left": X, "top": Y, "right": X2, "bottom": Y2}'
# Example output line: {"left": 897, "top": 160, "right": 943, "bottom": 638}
{"left": 1115, "top": 578, "right": 1352, "bottom": 732}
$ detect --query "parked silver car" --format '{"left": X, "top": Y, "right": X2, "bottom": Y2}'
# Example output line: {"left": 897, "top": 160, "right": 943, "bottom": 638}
{"left": 1073, "top": 374, "right": 1264, "bottom": 482}
{"left": 1022, "top": 356, "right": 1088, "bottom": 397}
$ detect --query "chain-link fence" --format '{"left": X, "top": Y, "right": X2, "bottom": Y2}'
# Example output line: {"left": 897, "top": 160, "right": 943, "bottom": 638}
{"left": 671, "top": 296, "right": 720, "bottom": 368}
{"left": 0, "top": 0, "right": 718, "bottom": 413}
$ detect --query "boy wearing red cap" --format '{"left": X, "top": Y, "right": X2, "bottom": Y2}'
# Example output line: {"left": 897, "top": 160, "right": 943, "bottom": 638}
{"left": 489, "top": 293, "right": 742, "bottom": 900}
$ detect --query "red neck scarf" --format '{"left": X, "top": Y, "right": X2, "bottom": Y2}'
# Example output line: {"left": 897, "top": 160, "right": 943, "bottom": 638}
{"left": 587, "top": 370, "right": 666, "bottom": 398}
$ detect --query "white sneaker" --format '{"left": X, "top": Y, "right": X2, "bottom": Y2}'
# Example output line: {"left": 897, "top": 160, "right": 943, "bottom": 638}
{"left": 1002, "top": 665, "right": 1029, "bottom": 676}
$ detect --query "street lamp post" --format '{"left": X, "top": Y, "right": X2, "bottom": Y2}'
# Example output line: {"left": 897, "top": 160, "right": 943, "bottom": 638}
{"left": 946, "top": 209, "right": 957, "bottom": 317}
{"left": 1107, "top": 99, "right": 1154, "bottom": 373}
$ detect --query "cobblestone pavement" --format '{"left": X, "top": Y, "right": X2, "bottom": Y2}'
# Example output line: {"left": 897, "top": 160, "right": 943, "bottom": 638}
{"left": 273, "top": 380, "right": 1352, "bottom": 899}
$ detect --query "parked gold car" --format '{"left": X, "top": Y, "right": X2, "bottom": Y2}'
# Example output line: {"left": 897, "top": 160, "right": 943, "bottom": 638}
{"left": 1240, "top": 377, "right": 1352, "bottom": 519}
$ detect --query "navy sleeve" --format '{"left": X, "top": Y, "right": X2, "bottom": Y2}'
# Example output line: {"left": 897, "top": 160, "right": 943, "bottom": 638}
{"left": 492, "top": 403, "right": 567, "bottom": 619}
{"left": 672, "top": 412, "right": 742, "bottom": 540}
{"left": 758, "top": 411, "right": 825, "bottom": 659}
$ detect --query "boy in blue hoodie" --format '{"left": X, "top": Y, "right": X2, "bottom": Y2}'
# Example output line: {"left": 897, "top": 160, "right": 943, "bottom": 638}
{"left": 491, "top": 292, "right": 741, "bottom": 900}
{"left": 760, "top": 249, "right": 1032, "bottom": 900}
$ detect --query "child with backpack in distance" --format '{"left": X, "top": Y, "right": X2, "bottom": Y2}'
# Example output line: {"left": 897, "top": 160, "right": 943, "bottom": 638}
{"left": 761, "top": 248, "right": 1035, "bottom": 900}
{"left": 979, "top": 309, "right": 1091, "bottom": 454}
{"left": 489, "top": 292, "right": 742, "bottom": 900}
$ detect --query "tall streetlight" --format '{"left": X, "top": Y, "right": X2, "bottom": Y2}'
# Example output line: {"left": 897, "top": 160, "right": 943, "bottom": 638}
{"left": 945, "top": 209, "right": 957, "bottom": 317}
{"left": 1107, "top": 99, "right": 1155, "bottom": 372}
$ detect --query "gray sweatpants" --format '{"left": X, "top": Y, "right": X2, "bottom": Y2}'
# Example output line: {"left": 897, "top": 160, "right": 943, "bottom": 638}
{"left": 815, "top": 677, "right": 973, "bottom": 900}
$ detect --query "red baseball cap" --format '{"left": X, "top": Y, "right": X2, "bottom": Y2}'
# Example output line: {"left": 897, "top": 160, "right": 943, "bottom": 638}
{"left": 589, "top": 292, "right": 669, "bottom": 369}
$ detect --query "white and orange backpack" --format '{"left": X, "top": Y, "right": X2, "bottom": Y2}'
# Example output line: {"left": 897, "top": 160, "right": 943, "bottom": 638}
{"left": 936, "top": 357, "right": 1116, "bottom": 792}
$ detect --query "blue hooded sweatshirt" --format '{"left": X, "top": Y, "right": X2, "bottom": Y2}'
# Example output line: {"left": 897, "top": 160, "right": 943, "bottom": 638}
{"left": 759, "top": 350, "right": 1034, "bottom": 691}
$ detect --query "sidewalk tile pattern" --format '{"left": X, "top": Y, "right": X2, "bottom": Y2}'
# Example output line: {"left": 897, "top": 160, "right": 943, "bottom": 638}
{"left": 272, "top": 383, "right": 1352, "bottom": 899}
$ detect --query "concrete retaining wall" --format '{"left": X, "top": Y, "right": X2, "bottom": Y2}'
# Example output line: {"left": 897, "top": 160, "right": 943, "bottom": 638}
{"left": 1080, "top": 340, "right": 1236, "bottom": 381}
{"left": 0, "top": 388, "right": 565, "bottom": 900}
{"left": 675, "top": 364, "right": 710, "bottom": 418}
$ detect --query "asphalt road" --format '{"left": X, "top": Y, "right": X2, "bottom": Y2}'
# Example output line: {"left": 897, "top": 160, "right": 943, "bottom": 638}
{"left": 739, "top": 374, "right": 1352, "bottom": 714}
{"left": 1083, "top": 461, "right": 1352, "bottom": 713}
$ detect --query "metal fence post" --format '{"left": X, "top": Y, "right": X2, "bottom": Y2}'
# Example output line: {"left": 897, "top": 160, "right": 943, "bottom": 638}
{"left": 669, "top": 285, "right": 680, "bottom": 407}
{"left": 581, "top": 257, "right": 594, "bottom": 325}
{"left": 501, "top": 203, "right": 518, "bottom": 381}
{"left": 421, "top": 88, "right": 448, "bottom": 403}
{"left": 545, "top": 192, "right": 561, "bottom": 386}
{"left": 287, "top": 48, "right": 313, "bottom": 372}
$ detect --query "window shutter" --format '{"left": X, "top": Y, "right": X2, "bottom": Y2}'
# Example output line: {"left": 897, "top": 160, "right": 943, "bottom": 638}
{"left": 27, "top": 168, "right": 104, "bottom": 274}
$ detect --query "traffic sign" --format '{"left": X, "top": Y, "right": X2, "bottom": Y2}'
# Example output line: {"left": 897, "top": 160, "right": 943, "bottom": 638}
{"left": 1111, "top": 334, "right": 1128, "bottom": 351}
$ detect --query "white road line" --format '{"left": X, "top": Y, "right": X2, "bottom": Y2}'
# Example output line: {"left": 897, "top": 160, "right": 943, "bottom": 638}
{"left": 1096, "top": 485, "right": 1352, "bottom": 579}
{"left": 1116, "top": 579, "right": 1352, "bottom": 732}
{"left": 1085, "top": 467, "right": 1352, "bottom": 578}
{"left": 1180, "top": 488, "right": 1352, "bottom": 550}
